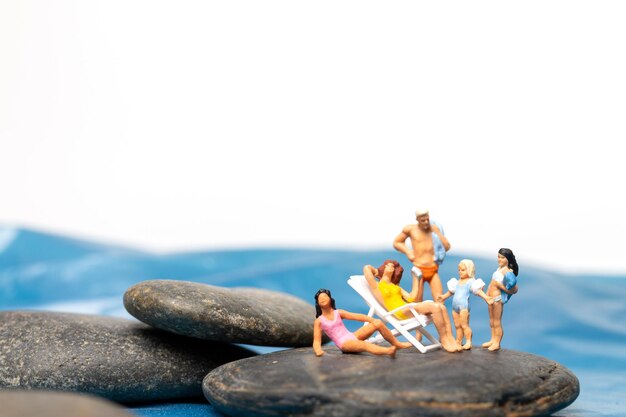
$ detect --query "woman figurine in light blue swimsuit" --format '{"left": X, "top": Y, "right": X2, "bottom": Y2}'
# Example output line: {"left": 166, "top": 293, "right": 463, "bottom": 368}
{"left": 437, "top": 259, "right": 492, "bottom": 350}
{"left": 483, "top": 248, "right": 519, "bottom": 351}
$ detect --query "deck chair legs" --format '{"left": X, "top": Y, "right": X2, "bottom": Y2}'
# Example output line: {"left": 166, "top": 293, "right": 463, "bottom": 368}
{"left": 399, "top": 327, "right": 441, "bottom": 353}
{"left": 417, "top": 327, "right": 440, "bottom": 347}
{"left": 398, "top": 328, "right": 427, "bottom": 353}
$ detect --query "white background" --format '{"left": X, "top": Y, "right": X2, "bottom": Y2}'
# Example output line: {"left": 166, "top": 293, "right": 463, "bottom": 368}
{"left": 1, "top": 1, "right": 625, "bottom": 274}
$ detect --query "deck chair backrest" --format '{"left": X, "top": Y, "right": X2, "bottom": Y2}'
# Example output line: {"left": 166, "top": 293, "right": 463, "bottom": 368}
{"left": 347, "top": 275, "right": 380, "bottom": 317}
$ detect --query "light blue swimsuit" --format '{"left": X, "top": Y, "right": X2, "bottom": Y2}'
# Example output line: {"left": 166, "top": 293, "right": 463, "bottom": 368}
{"left": 446, "top": 278, "right": 486, "bottom": 313}
{"left": 452, "top": 281, "right": 472, "bottom": 313}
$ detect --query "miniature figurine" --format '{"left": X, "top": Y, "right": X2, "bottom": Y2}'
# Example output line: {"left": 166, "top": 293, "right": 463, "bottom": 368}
{"left": 393, "top": 209, "right": 451, "bottom": 303}
{"left": 312, "top": 289, "right": 413, "bottom": 357}
{"left": 483, "top": 248, "right": 519, "bottom": 351}
{"left": 436, "top": 259, "right": 492, "bottom": 350}
{"left": 363, "top": 260, "right": 461, "bottom": 352}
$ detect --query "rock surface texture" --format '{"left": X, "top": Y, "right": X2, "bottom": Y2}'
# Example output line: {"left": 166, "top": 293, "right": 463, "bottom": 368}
{"left": 0, "top": 311, "right": 255, "bottom": 402}
{"left": 0, "top": 390, "right": 135, "bottom": 417}
{"left": 203, "top": 347, "right": 579, "bottom": 417}
{"left": 124, "top": 280, "right": 321, "bottom": 346}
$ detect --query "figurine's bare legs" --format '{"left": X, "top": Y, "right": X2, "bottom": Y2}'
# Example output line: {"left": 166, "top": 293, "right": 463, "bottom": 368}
{"left": 452, "top": 311, "right": 464, "bottom": 345}
{"left": 413, "top": 272, "right": 443, "bottom": 303}
{"left": 488, "top": 301, "right": 504, "bottom": 351}
{"left": 413, "top": 271, "right": 448, "bottom": 345}
{"left": 415, "top": 276, "right": 426, "bottom": 303}
{"left": 459, "top": 310, "right": 472, "bottom": 350}
{"left": 439, "top": 304, "right": 455, "bottom": 342}
{"left": 436, "top": 303, "right": 461, "bottom": 350}
{"left": 482, "top": 303, "right": 496, "bottom": 348}
{"left": 429, "top": 274, "right": 444, "bottom": 303}
{"left": 341, "top": 339, "right": 398, "bottom": 357}
{"left": 413, "top": 302, "right": 460, "bottom": 352}
{"left": 453, "top": 310, "right": 472, "bottom": 349}
{"left": 354, "top": 319, "right": 412, "bottom": 349}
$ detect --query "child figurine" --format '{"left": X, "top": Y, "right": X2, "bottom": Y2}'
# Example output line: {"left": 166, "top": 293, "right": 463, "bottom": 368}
{"left": 437, "top": 259, "right": 492, "bottom": 350}
{"left": 312, "top": 289, "right": 412, "bottom": 357}
{"left": 483, "top": 248, "right": 519, "bottom": 351}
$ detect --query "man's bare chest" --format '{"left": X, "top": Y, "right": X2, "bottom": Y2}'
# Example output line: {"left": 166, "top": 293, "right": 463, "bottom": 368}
{"left": 409, "top": 230, "right": 433, "bottom": 246}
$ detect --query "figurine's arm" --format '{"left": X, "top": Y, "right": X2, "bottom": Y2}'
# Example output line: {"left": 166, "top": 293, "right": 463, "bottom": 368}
{"left": 363, "top": 265, "right": 379, "bottom": 291}
{"left": 363, "top": 265, "right": 378, "bottom": 290}
{"left": 393, "top": 227, "right": 415, "bottom": 262}
{"left": 475, "top": 290, "right": 494, "bottom": 305}
{"left": 313, "top": 318, "right": 324, "bottom": 357}
{"left": 502, "top": 285, "right": 517, "bottom": 295}
{"left": 403, "top": 274, "right": 420, "bottom": 302}
{"left": 363, "top": 265, "right": 386, "bottom": 306}
{"left": 430, "top": 224, "right": 451, "bottom": 251}
{"left": 493, "top": 280, "right": 516, "bottom": 294}
{"left": 338, "top": 309, "right": 373, "bottom": 324}
{"left": 436, "top": 291, "right": 452, "bottom": 303}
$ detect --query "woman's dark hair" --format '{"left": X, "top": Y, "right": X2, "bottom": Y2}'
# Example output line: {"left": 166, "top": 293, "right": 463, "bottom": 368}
{"left": 377, "top": 259, "right": 404, "bottom": 285}
{"left": 498, "top": 248, "right": 519, "bottom": 276}
{"left": 314, "top": 288, "right": 336, "bottom": 318}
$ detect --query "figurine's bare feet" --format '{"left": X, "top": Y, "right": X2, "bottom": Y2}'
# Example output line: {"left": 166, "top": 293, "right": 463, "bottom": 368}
{"left": 487, "top": 344, "right": 500, "bottom": 351}
{"left": 456, "top": 341, "right": 463, "bottom": 351}
{"left": 396, "top": 341, "right": 413, "bottom": 349}
{"left": 441, "top": 338, "right": 459, "bottom": 353}
{"left": 388, "top": 346, "right": 398, "bottom": 358}
{"left": 462, "top": 342, "right": 472, "bottom": 350}
{"left": 482, "top": 340, "right": 494, "bottom": 348}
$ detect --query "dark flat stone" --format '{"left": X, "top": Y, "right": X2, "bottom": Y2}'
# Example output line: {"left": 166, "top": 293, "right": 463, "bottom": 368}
{"left": 124, "top": 280, "right": 321, "bottom": 347}
{"left": 0, "top": 390, "right": 134, "bottom": 417}
{"left": 203, "top": 347, "right": 579, "bottom": 417}
{"left": 0, "top": 311, "right": 255, "bottom": 402}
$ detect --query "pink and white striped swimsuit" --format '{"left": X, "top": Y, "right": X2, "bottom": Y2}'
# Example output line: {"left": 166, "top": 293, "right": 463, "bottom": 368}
{"left": 319, "top": 310, "right": 357, "bottom": 349}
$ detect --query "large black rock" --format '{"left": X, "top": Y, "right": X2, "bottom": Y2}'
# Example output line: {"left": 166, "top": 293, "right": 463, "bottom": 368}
{"left": 0, "top": 390, "right": 135, "bottom": 417}
{"left": 0, "top": 311, "right": 255, "bottom": 402}
{"left": 124, "top": 280, "right": 321, "bottom": 347}
{"left": 203, "top": 346, "right": 579, "bottom": 417}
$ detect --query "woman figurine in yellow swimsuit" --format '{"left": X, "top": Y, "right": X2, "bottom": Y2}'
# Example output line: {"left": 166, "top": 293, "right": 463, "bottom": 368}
{"left": 363, "top": 259, "right": 461, "bottom": 353}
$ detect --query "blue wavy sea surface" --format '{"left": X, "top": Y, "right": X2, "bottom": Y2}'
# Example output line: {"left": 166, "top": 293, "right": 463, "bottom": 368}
{"left": 1, "top": 227, "right": 625, "bottom": 416}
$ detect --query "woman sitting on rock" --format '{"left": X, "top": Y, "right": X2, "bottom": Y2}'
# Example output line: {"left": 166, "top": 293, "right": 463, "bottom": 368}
{"left": 364, "top": 260, "right": 461, "bottom": 352}
{"left": 313, "top": 289, "right": 412, "bottom": 357}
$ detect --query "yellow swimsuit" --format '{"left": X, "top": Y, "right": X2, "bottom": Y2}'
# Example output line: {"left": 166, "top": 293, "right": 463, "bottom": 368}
{"left": 378, "top": 281, "right": 411, "bottom": 319}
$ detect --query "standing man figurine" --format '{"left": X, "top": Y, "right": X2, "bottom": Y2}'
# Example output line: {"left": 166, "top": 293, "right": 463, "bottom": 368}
{"left": 393, "top": 209, "right": 451, "bottom": 302}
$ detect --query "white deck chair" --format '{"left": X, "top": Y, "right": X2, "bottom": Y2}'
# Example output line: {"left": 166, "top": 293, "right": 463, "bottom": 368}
{"left": 347, "top": 275, "right": 441, "bottom": 353}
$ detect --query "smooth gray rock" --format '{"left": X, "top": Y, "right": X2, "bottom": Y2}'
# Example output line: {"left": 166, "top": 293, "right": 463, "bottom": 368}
{"left": 0, "top": 311, "right": 255, "bottom": 402}
{"left": 203, "top": 347, "right": 579, "bottom": 417}
{"left": 0, "top": 390, "right": 134, "bottom": 417}
{"left": 124, "top": 280, "right": 322, "bottom": 347}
